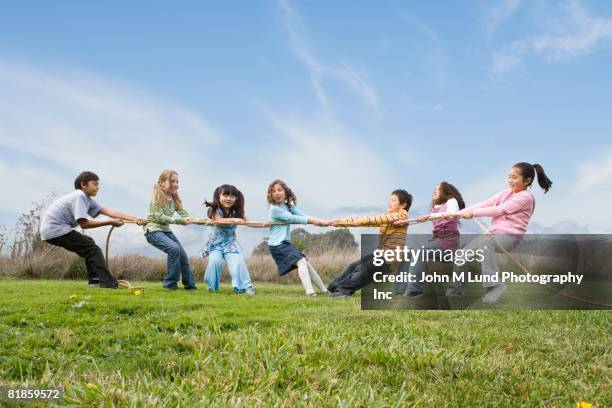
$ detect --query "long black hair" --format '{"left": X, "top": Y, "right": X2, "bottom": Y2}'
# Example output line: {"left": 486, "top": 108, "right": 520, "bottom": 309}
{"left": 204, "top": 184, "right": 245, "bottom": 219}
{"left": 513, "top": 162, "right": 553, "bottom": 193}
{"left": 432, "top": 181, "right": 465, "bottom": 210}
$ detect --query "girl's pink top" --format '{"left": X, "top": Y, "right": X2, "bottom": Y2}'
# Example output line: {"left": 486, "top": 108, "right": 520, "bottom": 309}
{"left": 462, "top": 189, "right": 535, "bottom": 235}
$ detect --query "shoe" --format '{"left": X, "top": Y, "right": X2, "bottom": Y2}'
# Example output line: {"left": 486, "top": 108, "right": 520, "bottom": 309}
{"left": 482, "top": 283, "right": 507, "bottom": 304}
{"left": 404, "top": 291, "right": 423, "bottom": 298}
{"left": 185, "top": 286, "right": 197, "bottom": 291}
{"left": 445, "top": 287, "right": 464, "bottom": 298}
{"left": 233, "top": 287, "right": 246, "bottom": 294}
{"left": 329, "top": 291, "right": 351, "bottom": 298}
{"left": 245, "top": 287, "right": 256, "bottom": 296}
{"left": 164, "top": 286, "right": 179, "bottom": 291}
{"left": 306, "top": 292, "right": 317, "bottom": 297}
{"left": 88, "top": 283, "right": 100, "bottom": 288}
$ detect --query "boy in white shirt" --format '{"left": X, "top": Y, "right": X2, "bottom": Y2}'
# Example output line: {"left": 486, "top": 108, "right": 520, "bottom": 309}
{"left": 40, "top": 171, "right": 146, "bottom": 288}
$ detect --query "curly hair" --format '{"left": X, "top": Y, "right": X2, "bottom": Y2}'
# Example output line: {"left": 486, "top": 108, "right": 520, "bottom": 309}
{"left": 267, "top": 179, "right": 297, "bottom": 210}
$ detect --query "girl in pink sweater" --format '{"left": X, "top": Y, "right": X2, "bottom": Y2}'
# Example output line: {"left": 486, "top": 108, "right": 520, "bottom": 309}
{"left": 445, "top": 162, "right": 553, "bottom": 303}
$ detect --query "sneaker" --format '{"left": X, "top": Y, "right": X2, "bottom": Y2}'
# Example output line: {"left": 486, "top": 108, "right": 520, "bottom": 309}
{"left": 482, "top": 283, "right": 507, "bottom": 304}
{"left": 404, "top": 291, "right": 424, "bottom": 298}
{"left": 185, "top": 286, "right": 197, "bottom": 291}
{"left": 329, "top": 290, "right": 351, "bottom": 298}
{"left": 88, "top": 283, "right": 100, "bottom": 288}
{"left": 245, "top": 287, "right": 256, "bottom": 296}
{"left": 306, "top": 292, "right": 317, "bottom": 297}
{"left": 445, "top": 286, "right": 464, "bottom": 298}
{"left": 164, "top": 286, "right": 179, "bottom": 291}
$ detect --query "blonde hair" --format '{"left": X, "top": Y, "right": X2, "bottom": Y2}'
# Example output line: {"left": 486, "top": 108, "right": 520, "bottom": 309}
{"left": 152, "top": 169, "right": 183, "bottom": 210}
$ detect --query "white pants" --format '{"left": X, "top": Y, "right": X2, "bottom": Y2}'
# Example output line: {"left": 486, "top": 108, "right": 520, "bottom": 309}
{"left": 449, "top": 234, "right": 520, "bottom": 293}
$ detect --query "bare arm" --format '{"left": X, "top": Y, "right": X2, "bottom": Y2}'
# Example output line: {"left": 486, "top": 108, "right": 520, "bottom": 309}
{"left": 99, "top": 208, "right": 147, "bottom": 225}
{"left": 78, "top": 218, "right": 124, "bottom": 229}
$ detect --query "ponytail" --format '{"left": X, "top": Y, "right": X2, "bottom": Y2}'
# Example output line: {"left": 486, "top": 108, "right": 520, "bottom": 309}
{"left": 513, "top": 162, "right": 553, "bottom": 193}
{"left": 533, "top": 164, "right": 553, "bottom": 193}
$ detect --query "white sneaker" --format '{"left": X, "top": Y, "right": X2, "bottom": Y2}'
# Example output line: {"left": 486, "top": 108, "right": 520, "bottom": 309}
{"left": 482, "top": 283, "right": 507, "bottom": 304}
{"left": 245, "top": 287, "right": 256, "bottom": 296}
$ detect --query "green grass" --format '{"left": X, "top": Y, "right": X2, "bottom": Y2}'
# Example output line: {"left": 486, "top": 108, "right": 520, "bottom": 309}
{"left": 0, "top": 280, "right": 609, "bottom": 407}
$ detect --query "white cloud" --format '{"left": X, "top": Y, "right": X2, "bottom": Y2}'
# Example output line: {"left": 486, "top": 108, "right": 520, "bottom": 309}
{"left": 491, "top": 51, "right": 522, "bottom": 74}
{"left": 400, "top": 13, "right": 447, "bottom": 91}
{"left": 484, "top": 0, "right": 522, "bottom": 35}
{"left": 262, "top": 111, "right": 396, "bottom": 214}
{"left": 0, "top": 58, "right": 226, "bottom": 254}
{"left": 532, "top": 0, "right": 612, "bottom": 61}
{"left": 490, "top": 0, "right": 612, "bottom": 75}
{"left": 575, "top": 149, "right": 612, "bottom": 192}
{"left": 0, "top": 57, "right": 403, "bottom": 256}
{"left": 276, "top": 0, "right": 378, "bottom": 110}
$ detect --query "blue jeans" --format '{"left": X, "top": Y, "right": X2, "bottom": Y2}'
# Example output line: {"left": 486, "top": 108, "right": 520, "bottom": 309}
{"left": 395, "top": 240, "right": 442, "bottom": 294}
{"left": 408, "top": 240, "right": 442, "bottom": 293}
{"left": 205, "top": 250, "right": 253, "bottom": 291}
{"left": 145, "top": 231, "right": 196, "bottom": 289}
{"left": 447, "top": 234, "right": 521, "bottom": 296}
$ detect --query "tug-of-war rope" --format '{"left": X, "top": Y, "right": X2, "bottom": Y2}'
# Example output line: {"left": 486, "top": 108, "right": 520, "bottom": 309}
{"left": 104, "top": 217, "right": 610, "bottom": 307}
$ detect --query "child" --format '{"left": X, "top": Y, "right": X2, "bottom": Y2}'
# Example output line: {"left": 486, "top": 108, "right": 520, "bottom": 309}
{"left": 327, "top": 189, "right": 412, "bottom": 297}
{"left": 202, "top": 184, "right": 266, "bottom": 295}
{"left": 445, "top": 162, "right": 553, "bottom": 303}
{"left": 144, "top": 169, "right": 197, "bottom": 290}
{"left": 40, "top": 171, "right": 146, "bottom": 288}
{"left": 394, "top": 182, "right": 465, "bottom": 297}
{"left": 267, "top": 179, "right": 329, "bottom": 296}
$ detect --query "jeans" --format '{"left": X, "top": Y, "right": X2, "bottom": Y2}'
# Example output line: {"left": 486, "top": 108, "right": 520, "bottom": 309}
{"left": 145, "top": 231, "right": 196, "bottom": 289}
{"left": 204, "top": 250, "right": 253, "bottom": 291}
{"left": 396, "top": 239, "right": 442, "bottom": 294}
{"left": 46, "top": 230, "right": 118, "bottom": 288}
{"left": 328, "top": 254, "right": 389, "bottom": 295}
{"left": 447, "top": 234, "right": 520, "bottom": 296}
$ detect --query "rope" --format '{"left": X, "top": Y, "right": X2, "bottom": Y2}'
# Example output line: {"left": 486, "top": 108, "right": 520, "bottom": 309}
{"left": 104, "top": 221, "right": 144, "bottom": 291}
{"left": 102, "top": 216, "right": 423, "bottom": 291}
{"left": 472, "top": 217, "right": 610, "bottom": 308}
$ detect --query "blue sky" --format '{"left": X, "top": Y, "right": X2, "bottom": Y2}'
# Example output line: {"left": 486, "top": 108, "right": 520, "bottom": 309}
{"left": 1, "top": 0, "right": 611, "bottom": 255}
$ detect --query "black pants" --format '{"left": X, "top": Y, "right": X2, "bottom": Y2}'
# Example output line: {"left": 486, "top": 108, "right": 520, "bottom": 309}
{"left": 328, "top": 254, "right": 389, "bottom": 295}
{"left": 46, "top": 230, "right": 118, "bottom": 288}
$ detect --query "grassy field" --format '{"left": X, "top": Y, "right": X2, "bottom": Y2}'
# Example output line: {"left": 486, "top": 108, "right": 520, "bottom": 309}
{"left": 0, "top": 280, "right": 609, "bottom": 407}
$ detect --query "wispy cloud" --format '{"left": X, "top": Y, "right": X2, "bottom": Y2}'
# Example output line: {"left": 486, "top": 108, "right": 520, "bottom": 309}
{"left": 262, "top": 110, "right": 395, "bottom": 212}
{"left": 0, "top": 58, "right": 225, "bottom": 253}
{"left": 276, "top": 0, "right": 378, "bottom": 110}
{"left": 400, "top": 12, "right": 447, "bottom": 91}
{"left": 575, "top": 149, "right": 612, "bottom": 192}
{"left": 484, "top": 0, "right": 522, "bottom": 36}
{"left": 491, "top": 0, "right": 612, "bottom": 75}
